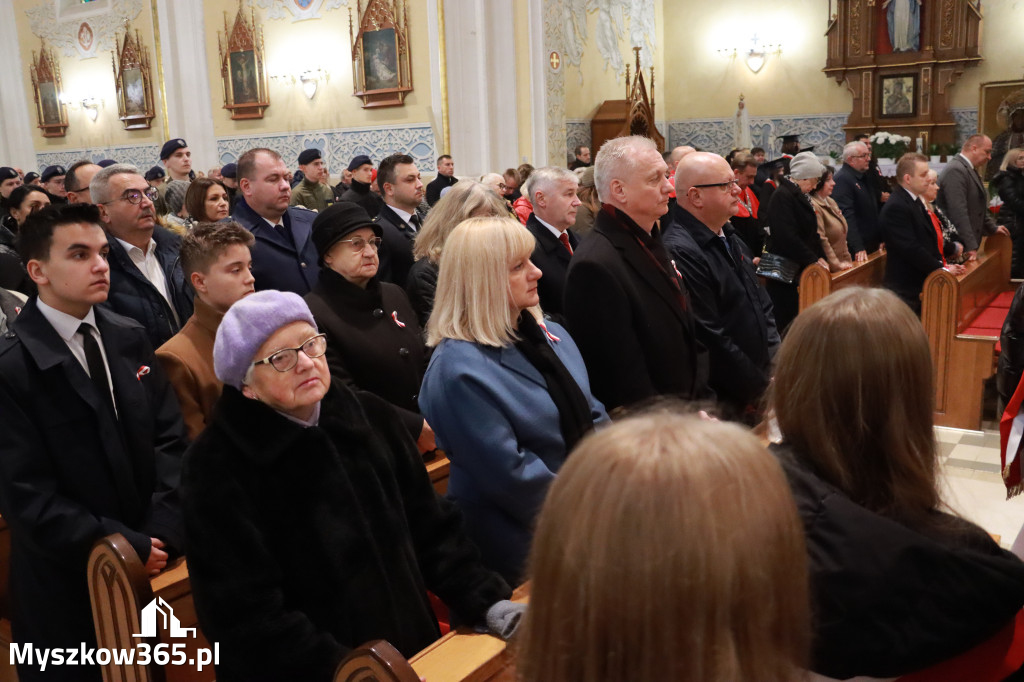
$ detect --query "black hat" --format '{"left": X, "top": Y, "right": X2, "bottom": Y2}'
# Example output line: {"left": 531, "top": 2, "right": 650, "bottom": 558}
{"left": 777, "top": 134, "right": 800, "bottom": 143}
{"left": 298, "top": 148, "right": 322, "bottom": 166}
{"left": 221, "top": 163, "right": 237, "bottom": 179}
{"left": 23, "top": 172, "right": 39, "bottom": 184}
{"left": 97, "top": 159, "right": 117, "bottom": 168}
{"left": 311, "top": 201, "right": 382, "bottom": 263}
{"left": 41, "top": 165, "right": 66, "bottom": 182}
{"left": 0, "top": 167, "right": 19, "bottom": 182}
{"left": 347, "top": 155, "right": 372, "bottom": 172}
{"left": 799, "top": 145, "right": 817, "bottom": 153}
{"left": 144, "top": 165, "right": 166, "bottom": 182}
{"left": 160, "top": 138, "right": 188, "bottom": 160}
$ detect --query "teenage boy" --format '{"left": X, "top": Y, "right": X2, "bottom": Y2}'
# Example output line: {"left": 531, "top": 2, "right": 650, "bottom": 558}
{"left": 0, "top": 203, "right": 187, "bottom": 680}
{"left": 157, "top": 222, "right": 256, "bottom": 440}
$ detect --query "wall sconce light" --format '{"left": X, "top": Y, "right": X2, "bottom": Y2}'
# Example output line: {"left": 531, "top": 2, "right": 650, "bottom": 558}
{"left": 271, "top": 68, "right": 329, "bottom": 100}
{"left": 81, "top": 97, "right": 100, "bottom": 122}
{"left": 744, "top": 35, "right": 781, "bottom": 74}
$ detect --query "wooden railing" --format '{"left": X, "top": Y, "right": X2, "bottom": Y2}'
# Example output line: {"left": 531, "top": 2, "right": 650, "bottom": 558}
{"left": 798, "top": 248, "right": 887, "bottom": 312}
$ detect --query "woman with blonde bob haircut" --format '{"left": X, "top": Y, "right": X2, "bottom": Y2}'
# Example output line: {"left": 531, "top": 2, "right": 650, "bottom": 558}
{"left": 516, "top": 411, "right": 810, "bottom": 682}
{"left": 769, "top": 287, "right": 1024, "bottom": 680}
{"left": 419, "top": 217, "right": 608, "bottom": 584}
{"left": 406, "top": 181, "right": 507, "bottom": 326}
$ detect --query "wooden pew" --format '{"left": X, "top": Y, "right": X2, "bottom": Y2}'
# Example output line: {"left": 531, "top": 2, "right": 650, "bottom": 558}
{"left": 88, "top": 534, "right": 213, "bottom": 682}
{"left": 333, "top": 640, "right": 420, "bottom": 682}
{"left": 922, "top": 232, "right": 1014, "bottom": 430}
{"left": 798, "top": 248, "right": 887, "bottom": 313}
{"left": 426, "top": 451, "right": 450, "bottom": 495}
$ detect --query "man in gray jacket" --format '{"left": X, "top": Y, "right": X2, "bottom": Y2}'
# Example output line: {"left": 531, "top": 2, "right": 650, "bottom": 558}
{"left": 937, "top": 134, "right": 1009, "bottom": 260}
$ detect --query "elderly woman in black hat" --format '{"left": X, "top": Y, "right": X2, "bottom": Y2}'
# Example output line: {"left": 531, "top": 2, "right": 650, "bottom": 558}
{"left": 303, "top": 201, "right": 434, "bottom": 452}
{"left": 182, "top": 289, "right": 517, "bottom": 682}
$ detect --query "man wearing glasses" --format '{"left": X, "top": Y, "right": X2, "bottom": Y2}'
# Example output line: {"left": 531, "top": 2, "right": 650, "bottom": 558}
{"left": 92, "top": 163, "right": 193, "bottom": 348}
{"left": 663, "top": 152, "right": 779, "bottom": 422}
{"left": 833, "top": 141, "right": 882, "bottom": 261}
{"left": 64, "top": 160, "right": 102, "bottom": 204}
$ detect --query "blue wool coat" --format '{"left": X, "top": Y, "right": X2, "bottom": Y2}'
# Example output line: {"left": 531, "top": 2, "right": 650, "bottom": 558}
{"left": 418, "top": 321, "right": 609, "bottom": 584}
{"left": 231, "top": 198, "right": 320, "bottom": 295}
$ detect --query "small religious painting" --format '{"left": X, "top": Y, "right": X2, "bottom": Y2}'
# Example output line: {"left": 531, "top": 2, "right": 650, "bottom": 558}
{"left": 230, "top": 50, "right": 259, "bottom": 104}
{"left": 879, "top": 74, "right": 917, "bottom": 118}
{"left": 77, "top": 22, "right": 94, "bottom": 53}
{"left": 362, "top": 28, "right": 399, "bottom": 91}
{"left": 39, "top": 82, "right": 61, "bottom": 125}
{"left": 113, "top": 25, "right": 156, "bottom": 130}
{"left": 122, "top": 67, "right": 145, "bottom": 115}
{"left": 30, "top": 42, "right": 68, "bottom": 137}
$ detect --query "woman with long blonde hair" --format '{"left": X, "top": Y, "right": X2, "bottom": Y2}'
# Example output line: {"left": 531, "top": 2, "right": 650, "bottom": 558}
{"left": 769, "top": 287, "right": 1024, "bottom": 679}
{"left": 405, "top": 181, "right": 506, "bottom": 326}
{"left": 419, "top": 216, "right": 608, "bottom": 584}
{"left": 516, "top": 412, "right": 809, "bottom": 682}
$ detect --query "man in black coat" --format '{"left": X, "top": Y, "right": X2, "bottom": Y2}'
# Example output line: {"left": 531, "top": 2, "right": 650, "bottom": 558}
{"left": 882, "top": 153, "right": 966, "bottom": 314}
{"left": 231, "top": 148, "right": 320, "bottom": 295}
{"left": 0, "top": 204, "right": 186, "bottom": 681}
{"left": 92, "top": 164, "right": 194, "bottom": 349}
{"left": 524, "top": 166, "right": 581, "bottom": 323}
{"left": 425, "top": 154, "right": 457, "bottom": 206}
{"left": 833, "top": 140, "right": 882, "bottom": 260}
{"left": 372, "top": 153, "right": 425, "bottom": 288}
{"left": 339, "top": 155, "right": 384, "bottom": 218}
{"left": 564, "top": 135, "right": 709, "bottom": 413}
{"left": 664, "top": 152, "right": 779, "bottom": 419}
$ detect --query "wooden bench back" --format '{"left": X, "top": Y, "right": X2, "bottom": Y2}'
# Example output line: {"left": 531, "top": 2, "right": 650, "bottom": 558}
{"left": 798, "top": 249, "right": 887, "bottom": 313}
{"left": 333, "top": 640, "right": 420, "bottom": 682}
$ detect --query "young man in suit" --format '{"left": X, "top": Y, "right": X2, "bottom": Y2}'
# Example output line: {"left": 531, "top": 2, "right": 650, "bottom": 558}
{"left": 564, "top": 135, "right": 709, "bottom": 413}
{"left": 0, "top": 203, "right": 187, "bottom": 680}
{"left": 937, "top": 134, "right": 1010, "bottom": 261}
{"left": 373, "top": 153, "right": 425, "bottom": 288}
{"left": 523, "top": 166, "right": 581, "bottom": 323}
{"left": 883, "top": 153, "right": 966, "bottom": 315}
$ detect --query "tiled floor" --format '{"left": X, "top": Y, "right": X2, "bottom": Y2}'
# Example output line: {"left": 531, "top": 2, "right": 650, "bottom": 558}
{"left": 937, "top": 426, "right": 1024, "bottom": 550}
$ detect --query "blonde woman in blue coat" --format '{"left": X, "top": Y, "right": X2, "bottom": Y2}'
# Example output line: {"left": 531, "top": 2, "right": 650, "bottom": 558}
{"left": 419, "top": 216, "right": 609, "bottom": 585}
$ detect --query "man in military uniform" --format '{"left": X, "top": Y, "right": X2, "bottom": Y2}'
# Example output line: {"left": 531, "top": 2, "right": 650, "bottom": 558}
{"left": 289, "top": 148, "right": 333, "bottom": 213}
{"left": 154, "top": 138, "right": 195, "bottom": 215}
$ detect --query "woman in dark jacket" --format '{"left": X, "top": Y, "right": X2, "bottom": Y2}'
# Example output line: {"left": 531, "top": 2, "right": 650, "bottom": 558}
{"left": 406, "top": 180, "right": 507, "bottom": 327}
{"left": 763, "top": 152, "right": 829, "bottom": 332}
{"left": 182, "top": 290, "right": 515, "bottom": 682}
{"left": 0, "top": 184, "right": 49, "bottom": 295}
{"left": 768, "top": 287, "right": 1024, "bottom": 680}
{"left": 304, "top": 202, "right": 432, "bottom": 451}
{"left": 993, "top": 147, "right": 1024, "bottom": 277}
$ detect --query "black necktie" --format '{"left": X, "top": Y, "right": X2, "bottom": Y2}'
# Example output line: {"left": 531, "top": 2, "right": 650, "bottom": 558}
{"left": 409, "top": 214, "right": 421, "bottom": 231}
{"left": 78, "top": 323, "right": 116, "bottom": 417}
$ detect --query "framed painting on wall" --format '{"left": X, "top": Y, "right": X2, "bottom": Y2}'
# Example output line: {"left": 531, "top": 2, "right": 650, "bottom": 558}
{"left": 979, "top": 79, "right": 1024, "bottom": 179}
{"left": 219, "top": 1, "right": 270, "bottom": 120}
{"left": 30, "top": 41, "right": 68, "bottom": 137}
{"left": 112, "top": 24, "right": 156, "bottom": 130}
{"left": 879, "top": 74, "right": 917, "bottom": 119}
{"left": 349, "top": 0, "right": 412, "bottom": 108}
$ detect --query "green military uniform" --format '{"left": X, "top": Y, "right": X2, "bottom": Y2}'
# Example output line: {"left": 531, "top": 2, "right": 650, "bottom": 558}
{"left": 290, "top": 178, "right": 334, "bottom": 213}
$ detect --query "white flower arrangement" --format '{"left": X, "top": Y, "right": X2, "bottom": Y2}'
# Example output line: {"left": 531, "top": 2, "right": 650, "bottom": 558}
{"left": 869, "top": 131, "right": 912, "bottom": 159}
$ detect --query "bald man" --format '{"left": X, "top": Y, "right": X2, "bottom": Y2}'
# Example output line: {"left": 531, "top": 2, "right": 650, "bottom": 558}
{"left": 663, "top": 152, "right": 779, "bottom": 419}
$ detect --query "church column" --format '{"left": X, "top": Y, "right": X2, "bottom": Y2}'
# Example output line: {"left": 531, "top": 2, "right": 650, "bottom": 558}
{"left": 440, "top": 0, "right": 519, "bottom": 177}
{"left": 0, "top": 0, "right": 39, "bottom": 170}
{"left": 153, "top": 0, "right": 217, "bottom": 168}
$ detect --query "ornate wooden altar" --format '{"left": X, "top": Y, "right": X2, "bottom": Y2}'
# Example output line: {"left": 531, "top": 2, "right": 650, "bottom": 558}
{"left": 824, "top": 0, "right": 982, "bottom": 148}
{"left": 591, "top": 47, "right": 665, "bottom": 153}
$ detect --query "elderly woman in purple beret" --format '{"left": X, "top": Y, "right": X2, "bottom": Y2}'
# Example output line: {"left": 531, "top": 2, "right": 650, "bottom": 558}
{"left": 180, "top": 290, "right": 518, "bottom": 682}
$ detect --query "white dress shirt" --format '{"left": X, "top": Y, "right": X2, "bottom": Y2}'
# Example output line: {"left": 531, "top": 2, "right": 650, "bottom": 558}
{"left": 36, "top": 299, "right": 117, "bottom": 414}
{"left": 115, "top": 236, "right": 180, "bottom": 326}
{"left": 534, "top": 214, "right": 567, "bottom": 241}
{"left": 388, "top": 205, "right": 417, "bottom": 232}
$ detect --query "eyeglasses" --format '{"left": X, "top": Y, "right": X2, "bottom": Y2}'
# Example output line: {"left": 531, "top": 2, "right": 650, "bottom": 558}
{"left": 251, "top": 333, "right": 327, "bottom": 373}
{"left": 101, "top": 186, "right": 159, "bottom": 206}
{"left": 336, "top": 236, "right": 383, "bottom": 252}
{"left": 691, "top": 179, "right": 741, "bottom": 190}
{"left": 850, "top": 153, "right": 872, "bottom": 159}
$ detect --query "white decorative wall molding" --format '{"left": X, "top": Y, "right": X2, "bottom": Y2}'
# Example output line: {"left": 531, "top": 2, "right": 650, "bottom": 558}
{"left": 543, "top": 0, "right": 566, "bottom": 166}
{"left": 253, "top": 0, "right": 347, "bottom": 22}
{"left": 527, "top": 0, "right": 549, "bottom": 166}
{"left": 215, "top": 123, "right": 437, "bottom": 173}
{"left": 0, "top": 0, "right": 37, "bottom": 170}
{"left": 561, "top": 0, "right": 655, "bottom": 85}
{"left": 951, "top": 107, "right": 978, "bottom": 145}
{"left": 26, "top": 0, "right": 143, "bottom": 60}
{"left": 668, "top": 113, "right": 850, "bottom": 158}
{"left": 36, "top": 143, "right": 161, "bottom": 172}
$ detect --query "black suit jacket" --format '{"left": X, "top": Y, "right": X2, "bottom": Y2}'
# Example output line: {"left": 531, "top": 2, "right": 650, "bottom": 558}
{"left": 663, "top": 205, "right": 780, "bottom": 413}
{"left": 231, "top": 199, "right": 320, "bottom": 295}
{"left": 425, "top": 175, "right": 457, "bottom": 206}
{"left": 374, "top": 204, "right": 418, "bottom": 288}
{"left": 0, "top": 300, "right": 186, "bottom": 663}
{"left": 564, "top": 206, "right": 709, "bottom": 412}
{"left": 881, "top": 187, "right": 944, "bottom": 311}
{"left": 833, "top": 163, "right": 882, "bottom": 254}
{"left": 525, "top": 214, "right": 578, "bottom": 322}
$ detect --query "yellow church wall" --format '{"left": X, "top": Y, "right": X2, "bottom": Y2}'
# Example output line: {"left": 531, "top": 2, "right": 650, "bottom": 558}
{"left": 513, "top": 0, "right": 533, "bottom": 165}
{"left": 12, "top": 0, "right": 165, "bottom": 153}
{"left": 202, "top": 0, "right": 434, "bottom": 140}
{"left": 949, "top": 0, "right": 1024, "bottom": 110}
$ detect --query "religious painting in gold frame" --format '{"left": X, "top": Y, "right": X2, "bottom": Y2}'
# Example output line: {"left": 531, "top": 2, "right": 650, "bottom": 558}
{"left": 218, "top": 1, "right": 270, "bottom": 120}
{"left": 349, "top": 0, "right": 412, "bottom": 108}
{"left": 30, "top": 41, "right": 68, "bottom": 138}
{"left": 112, "top": 24, "right": 156, "bottom": 130}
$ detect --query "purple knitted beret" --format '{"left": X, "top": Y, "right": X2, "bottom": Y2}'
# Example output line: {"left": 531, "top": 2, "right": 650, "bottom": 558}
{"left": 213, "top": 290, "right": 318, "bottom": 389}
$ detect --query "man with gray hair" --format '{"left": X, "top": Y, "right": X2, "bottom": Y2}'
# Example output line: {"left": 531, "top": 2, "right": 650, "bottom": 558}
{"left": 92, "top": 163, "right": 193, "bottom": 348}
{"left": 832, "top": 140, "right": 881, "bottom": 260}
{"left": 564, "top": 135, "right": 708, "bottom": 412}
{"left": 523, "top": 166, "right": 581, "bottom": 321}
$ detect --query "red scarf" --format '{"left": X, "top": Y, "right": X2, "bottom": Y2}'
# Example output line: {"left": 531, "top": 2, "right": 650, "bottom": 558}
{"left": 927, "top": 209, "right": 947, "bottom": 266}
